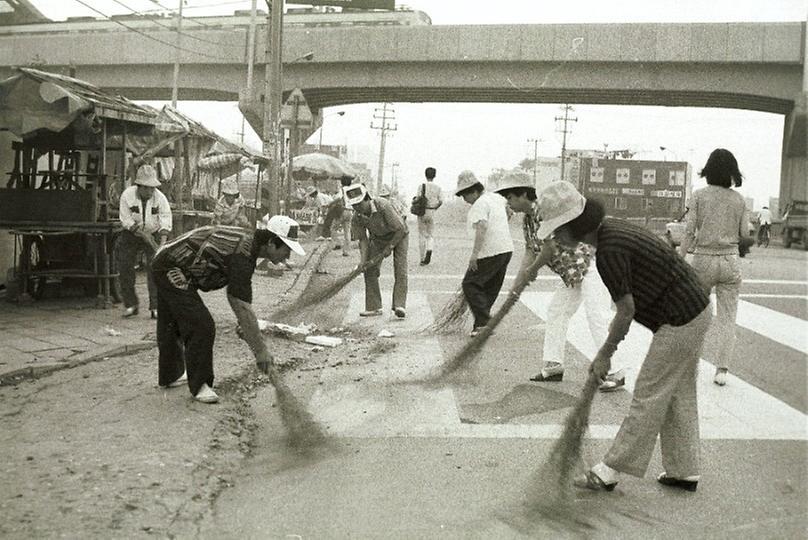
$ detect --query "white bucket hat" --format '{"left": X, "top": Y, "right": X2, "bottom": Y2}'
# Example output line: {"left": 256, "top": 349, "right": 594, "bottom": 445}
{"left": 134, "top": 164, "right": 161, "bottom": 187}
{"left": 454, "top": 170, "right": 481, "bottom": 196}
{"left": 342, "top": 183, "right": 368, "bottom": 206}
{"left": 221, "top": 179, "right": 240, "bottom": 195}
{"left": 263, "top": 215, "right": 305, "bottom": 256}
{"left": 494, "top": 170, "right": 534, "bottom": 193}
{"left": 535, "top": 181, "right": 586, "bottom": 240}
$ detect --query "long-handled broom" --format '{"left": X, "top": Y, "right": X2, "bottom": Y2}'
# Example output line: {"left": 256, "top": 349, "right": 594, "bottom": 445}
{"left": 270, "top": 233, "right": 404, "bottom": 321}
{"left": 420, "top": 287, "right": 468, "bottom": 334}
{"left": 428, "top": 253, "right": 545, "bottom": 380}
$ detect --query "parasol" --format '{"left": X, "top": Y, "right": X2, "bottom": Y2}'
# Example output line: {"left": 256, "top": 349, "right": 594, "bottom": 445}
{"left": 291, "top": 152, "right": 357, "bottom": 180}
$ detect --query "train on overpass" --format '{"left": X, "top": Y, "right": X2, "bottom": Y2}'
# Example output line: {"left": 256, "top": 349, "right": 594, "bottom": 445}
{"left": 0, "top": 6, "right": 431, "bottom": 36}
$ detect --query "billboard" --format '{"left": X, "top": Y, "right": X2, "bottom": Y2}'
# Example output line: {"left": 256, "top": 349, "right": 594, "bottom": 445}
{"left": 287, "top": 0, "right": 395, "bottom": 9}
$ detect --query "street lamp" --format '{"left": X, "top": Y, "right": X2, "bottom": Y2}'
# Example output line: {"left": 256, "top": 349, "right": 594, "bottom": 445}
{"left": 317, "top": 110, "right": 345, "bottom": 149}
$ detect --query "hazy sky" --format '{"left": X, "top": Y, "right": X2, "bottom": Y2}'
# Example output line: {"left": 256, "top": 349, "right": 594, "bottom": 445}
{"left": 28, "top": 1, "right": 808, "bottom": 208}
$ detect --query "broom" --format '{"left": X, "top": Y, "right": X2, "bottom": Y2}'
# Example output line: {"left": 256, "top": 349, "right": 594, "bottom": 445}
{"left": 265, "top": 366, "right": 327, "bottom": 451}
{"left": 270, "top": 232, "right": 404, "bottom": 321}
{"left": 428, "top": 253, "right": 546, "bottom": 380}
{"left": 420, "top": 287, "right": 468, "bottom": 334}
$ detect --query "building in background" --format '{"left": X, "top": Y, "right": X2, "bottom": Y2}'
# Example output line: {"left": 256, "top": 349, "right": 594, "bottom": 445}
{"left": 577, "top": 156, "right": 691, "bottom": 234}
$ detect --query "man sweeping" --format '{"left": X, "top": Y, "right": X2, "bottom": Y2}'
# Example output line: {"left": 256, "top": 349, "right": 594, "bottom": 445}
{"left": 455, "top": 170, "right": 513, "bottom": 336}
{"left": 344, "top": 183, "right": 409, "bottom": 319}
{"left": 533, "top": 182, "right": 710, "bottom": 494}
{"left": 151, "top": 216, "right": 305, "bottom": 403}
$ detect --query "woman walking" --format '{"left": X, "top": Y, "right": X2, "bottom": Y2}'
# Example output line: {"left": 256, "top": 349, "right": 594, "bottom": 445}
{"left": 679, "top": 148, "right": 750, "bottom": 386}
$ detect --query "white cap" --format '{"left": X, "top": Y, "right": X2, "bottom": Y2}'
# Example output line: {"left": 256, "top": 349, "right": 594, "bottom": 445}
{"left": 535, "top": 181, "right": 586, "bottom": 240}
{"left": 134, "top": 164, "right": 161, "bottom": 187}
{"left": 261, "top": 214, "right": 305, "bottom": 256}
{"left": 342, "top": 183, "right": 368, "bottom": 206}
{"left": 221, "top": 179, "right": 240, "bottom": 195}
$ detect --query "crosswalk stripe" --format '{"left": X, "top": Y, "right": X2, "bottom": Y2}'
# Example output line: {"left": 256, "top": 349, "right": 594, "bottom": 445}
{"left": 730, "top": 296, "right": 808, "bottom": 353}
{"left": 308, "top": 287, "right": 806, "bottom": 441}
{"left": 520, "top": 292, "right": 807, "bottom": 441}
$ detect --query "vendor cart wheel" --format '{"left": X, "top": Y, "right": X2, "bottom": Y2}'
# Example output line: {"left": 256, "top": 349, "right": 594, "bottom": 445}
{"left": 21, "top": 235, "right": 45, "bottom": 300}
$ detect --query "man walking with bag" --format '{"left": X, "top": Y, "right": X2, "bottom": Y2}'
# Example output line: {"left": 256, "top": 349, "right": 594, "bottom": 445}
{"left": 412, "top": 167, "right": 443, "bottom": 266}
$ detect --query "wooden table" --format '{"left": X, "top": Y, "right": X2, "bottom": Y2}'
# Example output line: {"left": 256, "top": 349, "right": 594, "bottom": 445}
{"left": 1, "top": 221, "right": 122, "bottom": 308}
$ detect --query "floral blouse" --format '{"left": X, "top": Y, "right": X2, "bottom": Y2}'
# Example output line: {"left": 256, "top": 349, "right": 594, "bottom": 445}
{"left": 522, "top": 204, "right": 593, "bottom": 287}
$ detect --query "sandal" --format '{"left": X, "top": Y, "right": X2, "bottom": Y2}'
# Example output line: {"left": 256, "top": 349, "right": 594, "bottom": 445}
{"left": 573, "top": 470, "right": 617, "bottom": 492}
{"left": 657, "top": 472, "right": 698, "bottom": 492}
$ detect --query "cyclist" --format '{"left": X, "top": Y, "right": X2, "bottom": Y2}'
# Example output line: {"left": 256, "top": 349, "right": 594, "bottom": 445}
{"left": 757, "top": 206, "right": 772, "bottom": 247}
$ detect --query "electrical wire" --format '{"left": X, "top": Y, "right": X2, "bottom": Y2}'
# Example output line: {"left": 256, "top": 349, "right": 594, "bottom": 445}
{"left": 144, "top": 0, "right": 255, "bottom": 30}
{"left": 109, "top": 0, "right": 245, "bottom": 47}
{"left": 71, "top": 0, "right": 234, "bottom": 61}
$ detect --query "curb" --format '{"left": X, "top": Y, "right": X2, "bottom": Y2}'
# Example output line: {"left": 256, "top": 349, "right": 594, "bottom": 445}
{"left": 0, "top": 243, "right": 332, "bottom": 387}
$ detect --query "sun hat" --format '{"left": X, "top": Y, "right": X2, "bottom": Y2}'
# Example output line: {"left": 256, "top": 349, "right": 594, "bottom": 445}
{"left": 494, "top": 170, "right": 534, "bottom": 193}
{"left": 455, "top": 170, "right": 481, "bottom": 196}
{"left": 221, "top": 179, "right": 240, "bottom": 195}
{"left": 342, "top": 183, "right": 368, "bottom": 206}
{"left": 264, "top": 215, "right": 305, "bottom": 256}
{"left": 535, "top": 181, "right": 586, "bottom": 240}
{"left": 134, "top": 164, "right": 161, "bottom": 187}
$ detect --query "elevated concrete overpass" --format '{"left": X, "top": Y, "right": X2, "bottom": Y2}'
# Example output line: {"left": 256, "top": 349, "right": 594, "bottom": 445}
{"left": 1, "top": 20, "right": 805, "bottom": 201}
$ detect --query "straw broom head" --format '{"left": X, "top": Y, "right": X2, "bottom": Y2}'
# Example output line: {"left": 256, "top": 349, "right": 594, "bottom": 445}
{"left": 420, "top": 288, "right": 468, "bottom": 334}
{"left": 267, "top": 369, "right": 327, "bottom": 450}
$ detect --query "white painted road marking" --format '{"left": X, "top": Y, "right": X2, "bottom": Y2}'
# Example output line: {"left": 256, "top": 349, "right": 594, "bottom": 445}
{"left": 309, "top": 289, "right": 807, "bottom": 441}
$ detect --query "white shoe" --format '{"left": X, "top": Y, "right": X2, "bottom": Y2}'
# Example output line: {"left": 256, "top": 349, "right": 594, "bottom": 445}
{"left": 122, "top": 306, "right": 138, "bottom": 318}
{"left": 714, "top": 368, "right": 728, "bottom": 386}
{"left": 166, "top": 371, "right": 187, "bottom": 388}
{"left": 359, "top": 309, "right": 383, "bottom": 317}
{"left": 194, "top": 383, "right": 219, "bottom": 404}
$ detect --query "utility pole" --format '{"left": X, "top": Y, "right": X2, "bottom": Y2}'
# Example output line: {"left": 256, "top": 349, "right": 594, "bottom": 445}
{"left": 286, "top": 93, "right": 301, "bottom": 206}
{"left": 391, "top": 162, "right": 399, "bottom": 193}
{"left": 554, "top": 104, "right": 577, "bottom": 182}
{"left": 170, "top": 0, "right": 183, "bottom": 107}
{"left": 370, "top": 103, "right": 396, "bottom": 194}
{"left": 527, "top": 137, "right": 542, "bottom": 186}
{"left": 263, "top": 0, "right": 283, "bottom": 216}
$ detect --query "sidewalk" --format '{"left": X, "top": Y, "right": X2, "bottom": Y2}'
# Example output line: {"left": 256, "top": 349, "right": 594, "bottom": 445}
{"left": 0, "top": 240, "right": 330, "bottom": 386}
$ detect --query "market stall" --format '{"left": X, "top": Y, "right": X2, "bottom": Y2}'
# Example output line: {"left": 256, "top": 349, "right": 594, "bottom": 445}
{"left": 0, "top": 67, "right": 157, "bottom": 306}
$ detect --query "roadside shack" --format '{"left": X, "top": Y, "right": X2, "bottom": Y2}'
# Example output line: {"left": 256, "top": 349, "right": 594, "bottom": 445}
{"left": 0, "top": 67, "right": 157, "bottom": 306}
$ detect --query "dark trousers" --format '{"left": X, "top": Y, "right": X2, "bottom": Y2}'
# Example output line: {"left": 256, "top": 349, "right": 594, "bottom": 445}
{"left": 154, "top": 270, "right": 216, "bottom": 396}
{"left": 462, "top": 251, "right": 512, "bottom": 329}
{"left": 118, "top": 230, "right": 158, "bottom": 310}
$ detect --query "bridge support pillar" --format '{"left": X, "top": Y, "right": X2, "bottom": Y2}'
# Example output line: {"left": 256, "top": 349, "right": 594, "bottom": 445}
{"left": 779, "top": 92, "right": 808, "bottom": 208}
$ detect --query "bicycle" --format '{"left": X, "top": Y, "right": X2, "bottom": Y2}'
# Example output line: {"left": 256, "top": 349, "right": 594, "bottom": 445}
{"left": 757, "top": 224, "right": 771, "bottom": 248}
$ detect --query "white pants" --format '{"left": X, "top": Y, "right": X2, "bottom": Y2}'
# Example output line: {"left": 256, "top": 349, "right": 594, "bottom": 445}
{"left": 543, "top": 262, "right": 618, "bottom": 369}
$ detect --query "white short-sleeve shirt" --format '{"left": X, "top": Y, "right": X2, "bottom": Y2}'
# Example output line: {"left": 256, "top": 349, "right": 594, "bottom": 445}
{"left": 467, "top": 191, "right": 514, "bottom": 259}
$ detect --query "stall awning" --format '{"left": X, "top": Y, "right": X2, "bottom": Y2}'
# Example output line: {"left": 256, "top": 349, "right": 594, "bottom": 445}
{"left": 0, "top": 67, "right": 156, "bottom": 138}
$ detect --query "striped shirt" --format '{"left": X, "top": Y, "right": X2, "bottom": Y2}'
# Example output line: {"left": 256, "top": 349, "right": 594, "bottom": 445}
{"left": 596, "top": 218, "right": 709, "bottom": 332}
{"left": 523, "top": 204, "right": 593, "bottom": 287}
{"left": 152, "top": 226, "right": 256, "bottom": 302}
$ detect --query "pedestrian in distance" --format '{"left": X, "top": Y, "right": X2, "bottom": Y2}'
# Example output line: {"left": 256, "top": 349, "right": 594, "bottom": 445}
{"left": 456, "top": 170, "right": 513, "bottom": 336}
{"left": 118, "top": 164, "right": 173, "bottom": 319}
{"left": 150, "top": 216, "right": 305, "bottom": 403}
{"left": 757, "top": 205, "right": 772, "bottom": 247}
{"left": 533, "top": 181, "right": 711, "bottom": 493}
{"left": 495, "top": 173, "right": 626, "bottom": 392}
{"left": 378, "top": 183, "right": 408, "bottom": 220}
{"left": 212, "top": 179, "right": 250, "bottom": 228}
{"left": 344, "top": 183, "right": 409, "bottom": 319}
{"left": 679, "top": 148, "right": 750, "bottom": 386}
{"left": 416, "top": 166, "right": 443, "bottom": 266}
{"left": 320, "top": 176, "right": 355, "bottom": 256}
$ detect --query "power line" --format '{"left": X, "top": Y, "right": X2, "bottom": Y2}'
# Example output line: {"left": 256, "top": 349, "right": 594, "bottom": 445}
{"left": 109, "top": 0, "right": 245, "bottom": 47}
{"left": 144, "top": 0, "right": 251, "bottom": 30}
{"left": 137, "top": 0, "right": 253, "bottom": 15}
{"left": 71, "top": 0, "right": 233, "bottom": 61}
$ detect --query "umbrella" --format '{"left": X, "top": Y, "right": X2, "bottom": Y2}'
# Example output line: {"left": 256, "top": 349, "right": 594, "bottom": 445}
{"left": 291, "top": 152, "right": 357, "bottom": 180}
